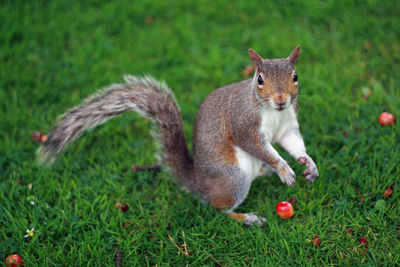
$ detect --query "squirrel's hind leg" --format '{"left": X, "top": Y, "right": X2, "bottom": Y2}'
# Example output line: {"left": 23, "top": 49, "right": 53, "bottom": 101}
{"left": 196, "top": 167, "right": 267, "bottom": 227}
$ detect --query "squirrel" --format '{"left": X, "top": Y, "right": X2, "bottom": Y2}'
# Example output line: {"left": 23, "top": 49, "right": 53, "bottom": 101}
{"left": 37, "top": 46, "right": 318, "bottom": 227}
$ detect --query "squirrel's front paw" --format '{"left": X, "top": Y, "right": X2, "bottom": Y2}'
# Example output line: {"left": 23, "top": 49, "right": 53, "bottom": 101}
{"left": 297, "top": 156, "right": 319, "bottom": 185}
{"left": 277, "top": 162, "right": 296, "bottom": 187}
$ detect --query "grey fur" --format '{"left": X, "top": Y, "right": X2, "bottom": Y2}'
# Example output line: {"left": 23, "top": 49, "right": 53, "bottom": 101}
{"left": 37, "top": 75, "right": 193, "bottom": 187}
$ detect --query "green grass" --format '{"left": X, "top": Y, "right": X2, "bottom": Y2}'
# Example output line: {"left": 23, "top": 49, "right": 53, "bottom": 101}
{"left": 1, "top": 0, "right": 400, "bottom": 265}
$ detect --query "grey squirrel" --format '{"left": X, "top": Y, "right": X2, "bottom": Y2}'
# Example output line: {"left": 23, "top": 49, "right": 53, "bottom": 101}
{"left": 37, "top": 46, "right": 318, "bottom": 227}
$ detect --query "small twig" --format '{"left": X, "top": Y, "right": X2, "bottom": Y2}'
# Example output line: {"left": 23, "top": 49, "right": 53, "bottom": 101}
{"left": 182, "top": 230, "right": 189, "bottom": 256}
{"left": 115, "top": 248, "right": 122, "bottom": 267}
{"left": 168, "top": 233, "right": 190, "bottom": 256}
{"left": 131, "top": 164, "right": 162, "bottom": 172}
{"left": 346, "top": 180, "right": 372, "bottom": 200}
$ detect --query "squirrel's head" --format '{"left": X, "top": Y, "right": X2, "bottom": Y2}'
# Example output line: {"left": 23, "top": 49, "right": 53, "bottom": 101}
{"left": 248, "top": 46, "right": 300, "bottom": 111}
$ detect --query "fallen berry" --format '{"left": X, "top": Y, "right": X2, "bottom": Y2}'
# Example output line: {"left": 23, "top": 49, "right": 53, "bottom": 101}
{"left": 4, "top": 254, "right": 23, "bottom": 267}
{"left": 345, "top": 228, "right": 353, "bottom": 234}
{"left": 120, "top": 204, "right": 129, "bottom": 212}
{"left": 378, "top": 112, "right": 396, "bottom": 126}
{"left": 40, "top": 134, "right": 48, "bottom": 142}
{"left": 276, "top": 201, "right": 294, "bottom": 219}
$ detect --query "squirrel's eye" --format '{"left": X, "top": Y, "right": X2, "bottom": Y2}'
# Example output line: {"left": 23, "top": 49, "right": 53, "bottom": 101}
{"left": 293, "top": 73, "right": 298, "bottom": 82}
{"left": 257, "top": 75, "right": 264, "bottom": 85}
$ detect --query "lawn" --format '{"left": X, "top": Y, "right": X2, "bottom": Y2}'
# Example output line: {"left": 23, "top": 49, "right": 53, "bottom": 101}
{"left": 1, "top": 0, "right": 399, "bottom": 266}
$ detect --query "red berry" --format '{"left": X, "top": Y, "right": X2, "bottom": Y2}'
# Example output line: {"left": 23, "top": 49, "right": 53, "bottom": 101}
{"left": 378, "top": 112, "right": 396, "bottom": 126}
{"left": 276, "top": 201, "right": 294, "bottom": 219}
{"left": 120, "top": 204, "right": 129, "bottom": 212}
{"left": 4, "top": 254, "right": 23, "bottom": 267}
{"left": 39, "top": 134, "right": 48, "bottom": 142}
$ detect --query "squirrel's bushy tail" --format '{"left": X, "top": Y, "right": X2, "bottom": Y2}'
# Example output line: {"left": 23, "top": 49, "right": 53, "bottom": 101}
{"left": 37, "top": 75, "right": 194, "bottom": 187}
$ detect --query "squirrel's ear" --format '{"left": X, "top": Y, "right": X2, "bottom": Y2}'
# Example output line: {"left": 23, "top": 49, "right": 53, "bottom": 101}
{"left": 288, "top": 45, "right": 301, "bottom": 64}
{"left": 248, "top": 48, "right": 263, "bottom": 69}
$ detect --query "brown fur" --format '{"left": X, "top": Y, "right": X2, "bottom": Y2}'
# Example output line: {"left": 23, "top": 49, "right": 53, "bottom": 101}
{"left": 211, "top": 192, "right": 235, "bottom": 210}
{"left": 218, "top": 131, "right": 238, "bottom": 165}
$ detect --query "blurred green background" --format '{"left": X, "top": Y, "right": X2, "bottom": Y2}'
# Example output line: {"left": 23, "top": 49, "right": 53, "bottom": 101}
{"left": 1, "top": 0, "right": 399, "bottom": 266}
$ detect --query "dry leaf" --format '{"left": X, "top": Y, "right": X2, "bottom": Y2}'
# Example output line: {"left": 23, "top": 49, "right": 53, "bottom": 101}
{"left": 361, "top": 247, "right": 368, "bottom": 255}
{"left": 362, "top": 87, "right": 372, "bottom": 100}
{"left": 123, "top": 221, "right": 131, "bottom": 229}
{"left": 145, "top": 16, "right": 153, "bottom": 24}
{"left": 345, "top": 228, "right": 353, "bottom": 234}
{"left": 359, "top": 236, "right": 368, "bottom": 245}
{"left": 32, "top": 132, "right": 47, "bottom": 143}
{"left": 312, "top": 235, "right": 321, "bottom": 246}
{"left": 383, "top": 185, "right": 393, "bottom": 198}
{"left": 363, "top": 41, "right": 372, "bottom": 50}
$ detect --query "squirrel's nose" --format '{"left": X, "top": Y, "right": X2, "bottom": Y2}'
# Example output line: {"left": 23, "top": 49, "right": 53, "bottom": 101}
{"left": 274, "top": 99, "right": 286, "bottom": 107}
{"left": 274, "top": 95, "right": 287, "bottom": 107}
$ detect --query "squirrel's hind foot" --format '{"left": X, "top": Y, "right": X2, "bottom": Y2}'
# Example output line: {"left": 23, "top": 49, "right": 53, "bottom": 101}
{"left": 227, "top": 212, "right": 267, "bottom": 227}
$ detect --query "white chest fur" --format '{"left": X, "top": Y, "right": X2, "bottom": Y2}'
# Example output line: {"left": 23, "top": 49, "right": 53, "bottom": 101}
{"left": 234, "top": 105, "right": 299, "bottom": 181}
{"left": 234, "top": 146, "right": 263, "bottom": 181}
{"left": 260, "top": 105, "right": 299, "bottom": 144}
